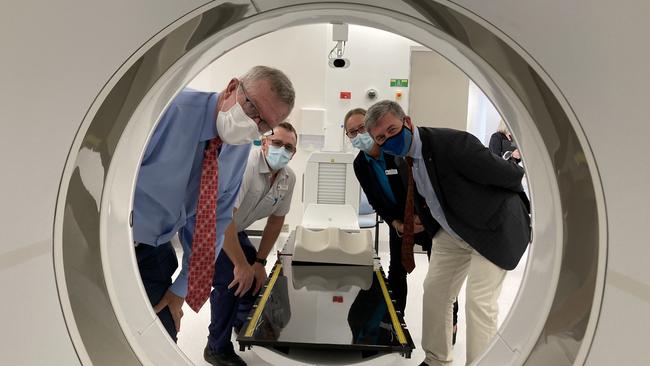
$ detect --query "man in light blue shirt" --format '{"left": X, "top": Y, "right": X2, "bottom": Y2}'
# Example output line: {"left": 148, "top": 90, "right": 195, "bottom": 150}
{"left": 133, "top": 66, "right": 295, "bottom": 342}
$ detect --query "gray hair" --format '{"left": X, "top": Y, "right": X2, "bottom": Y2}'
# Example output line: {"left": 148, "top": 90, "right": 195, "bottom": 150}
{"left": 240, "top": 65, "right": 295, "bottom": 110}
{"left": 364, "top": 100, "right": 406, "bottom": 136}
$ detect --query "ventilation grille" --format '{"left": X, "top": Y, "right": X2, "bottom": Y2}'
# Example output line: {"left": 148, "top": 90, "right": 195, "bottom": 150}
{"left": 317, "top": 162, "right": 347, "bottom": 204}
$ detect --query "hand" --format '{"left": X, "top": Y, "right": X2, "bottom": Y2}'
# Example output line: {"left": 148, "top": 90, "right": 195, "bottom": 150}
{"left": 512, "top": 149, "right": 521, "bottom": 160}
{"left": 413, "top": 215, "right": 425, "bottom": 234}
{"left": 153, "top": 288, "right": 185, "bottom": 332}
{"left": 252, "top": 262, "right": 268, "bottom": 295}
{"left": 229, "top": 263, "right": 255, "bottom": 297}
{"left": 392, "top": 220, "right": 404, "bottom": 233}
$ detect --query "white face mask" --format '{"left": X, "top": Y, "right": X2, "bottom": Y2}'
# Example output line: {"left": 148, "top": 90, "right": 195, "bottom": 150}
{"left": 265, "top": 145, "right": 293, "bottom": 171}
{"left": 350, "top": 132, "right": 375, "bottom": 152}
{"left": 216, "top": 101, "right": 260, "bottom": 145}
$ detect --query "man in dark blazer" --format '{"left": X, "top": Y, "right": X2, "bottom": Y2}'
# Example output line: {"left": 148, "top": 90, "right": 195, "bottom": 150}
{"left": 364, "top": 100, "right": 530, "bottom": 366}
{"left": 345, "top": 108, "right": 429, "bottom": 312}
{"left": 344, "top": 108, "right": 459, "bottom": 343}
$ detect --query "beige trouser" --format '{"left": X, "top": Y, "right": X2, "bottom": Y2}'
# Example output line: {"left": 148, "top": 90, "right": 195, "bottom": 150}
{"left": 423, "top": 230, "right": 507, "bottom": 366}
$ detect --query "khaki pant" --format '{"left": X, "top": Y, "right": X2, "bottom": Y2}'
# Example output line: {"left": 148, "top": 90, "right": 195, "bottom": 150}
{"left": 423, "top": 230, "right": 506, "bottom": 365}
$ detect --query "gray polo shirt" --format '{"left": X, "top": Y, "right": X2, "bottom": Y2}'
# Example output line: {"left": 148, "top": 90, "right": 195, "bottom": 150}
{"left": 233, "top": 148, "right": 296, "bottom": 232}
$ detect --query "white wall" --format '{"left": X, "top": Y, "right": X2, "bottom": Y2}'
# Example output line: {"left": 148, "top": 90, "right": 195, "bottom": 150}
{"left": 466, "top": 80, "right": 502, "bottom": 145}
{"left": 323, "top": 25, "right": 419, "bottom": 151}
{"left": 409, "top": 48, "right": 469, "bottom": 130}
{"left": 188, "top": 24, "right": 420, "bottom": 231}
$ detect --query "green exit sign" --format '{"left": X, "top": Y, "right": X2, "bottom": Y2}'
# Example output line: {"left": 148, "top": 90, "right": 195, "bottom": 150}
{"left": 390, "top": 79, "right": 409, "bottom": 87}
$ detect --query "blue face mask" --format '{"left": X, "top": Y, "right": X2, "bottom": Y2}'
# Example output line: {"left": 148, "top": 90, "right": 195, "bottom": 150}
{"left": 265, "top": 145, "right": 293, "bottom": 171}
{"left": 380, "top": 124, "right": 413, "bottom": 157}
{"left": 350, "top": 132, "right": 375, "bottom": 152}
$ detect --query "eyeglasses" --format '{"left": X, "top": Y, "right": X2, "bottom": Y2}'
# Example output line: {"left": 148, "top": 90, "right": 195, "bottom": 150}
{"left": 268, "top": 138, "right": 296, "bottom": 153}
{"left": 345, "top": 124, "right": 366, "bottom": 138}
{"left": 240, "top": 83, "right": 272, "bottom": 134}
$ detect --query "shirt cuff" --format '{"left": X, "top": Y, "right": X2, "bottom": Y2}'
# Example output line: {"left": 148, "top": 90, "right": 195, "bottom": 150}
{"left": 169, "top": 271, "right": 188, "bottom": 298}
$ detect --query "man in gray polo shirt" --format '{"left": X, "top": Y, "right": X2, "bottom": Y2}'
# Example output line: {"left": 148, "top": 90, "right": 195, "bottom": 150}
{"left": 204, "top": 122, "right": 297, "bottom": 366}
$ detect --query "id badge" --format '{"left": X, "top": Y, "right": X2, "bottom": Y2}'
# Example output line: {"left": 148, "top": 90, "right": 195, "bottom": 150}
{"left": 385, "top": 169, "right": 398, "bottom": 176}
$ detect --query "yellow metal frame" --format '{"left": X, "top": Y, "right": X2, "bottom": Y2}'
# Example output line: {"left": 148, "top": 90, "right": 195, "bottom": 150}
{"left": 375, "top": 270, "right": 407, "bottom": 345}
{"left": 243, "top": 264, "right": 407, "bottom": 347}
{"left": 244, "top": 263, "right": 283, "bottom": 337}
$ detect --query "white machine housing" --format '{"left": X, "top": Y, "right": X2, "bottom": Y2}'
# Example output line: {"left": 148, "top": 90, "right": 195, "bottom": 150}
{"left": 303, "top": 151, "right": 361, "bottom": 213}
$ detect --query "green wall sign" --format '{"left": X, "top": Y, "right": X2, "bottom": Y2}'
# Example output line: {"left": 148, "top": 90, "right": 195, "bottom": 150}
{"left": 390, "top": 79, "right": 409, "bottom": 87}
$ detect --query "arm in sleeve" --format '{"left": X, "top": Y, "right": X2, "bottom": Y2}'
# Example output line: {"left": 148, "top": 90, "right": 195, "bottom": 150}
{"left": 214, "top": 144, "right": 250, "bottom": 249}
{"left": 170, "top": 218, "right": 194, "bottom": 297}
{"left": 353, "top": 158, "right": 399, "bottom": 224}
{"left": 451, "top": 132, "right": 524, "bottom": 191}
{"left": 234, "top": 152, "right": 256, "bottom": 210}
{"left": 488, "top": 133, "right": 502, "bottom": 157}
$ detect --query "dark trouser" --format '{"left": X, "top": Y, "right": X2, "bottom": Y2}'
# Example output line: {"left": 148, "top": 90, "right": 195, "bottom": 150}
{"left": 207, "top": 231, "right": 257, "bottom": 353}
{"left": 388, "top": 225, "right": 433, "bottom": 313}
{"left": 388, "top": 225, "right": 409, "bottom": 314}
{"left": 387, "top": 225, "right": 459, "bottom": 344}
{"left": 135, "top": 242, "right": 178, "bottom": 342}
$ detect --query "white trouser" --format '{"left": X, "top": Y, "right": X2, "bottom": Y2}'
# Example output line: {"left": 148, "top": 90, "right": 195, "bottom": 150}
{"left": 422, "top": 230, "right": 506, "bottom": 366}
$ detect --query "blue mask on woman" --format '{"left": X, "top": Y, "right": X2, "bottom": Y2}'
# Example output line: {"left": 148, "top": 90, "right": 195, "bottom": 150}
{"left": 380, "top": 125, "right": 413, "bottom": 157}
{"left": 350, "top": 132, "right": 375, "bottom": 152}
{"left": 266, "top": 145, "right": 293, "bottom": 171}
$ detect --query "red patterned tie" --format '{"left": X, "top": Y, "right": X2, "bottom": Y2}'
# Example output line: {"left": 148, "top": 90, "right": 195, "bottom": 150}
{"left": 402, "top": 156, "right": 416, "bottom": 273}
{"left": 185, "top": 137, "right": 222, "bottom": 312}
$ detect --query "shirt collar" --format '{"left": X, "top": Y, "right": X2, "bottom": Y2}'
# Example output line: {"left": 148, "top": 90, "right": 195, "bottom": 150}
{"left": 409, "top": 126, "right": 422, "bottom": 159}
{"left": 258, "top": 148, "right": 272, "bottom": 175}
{"left": 199, "top": 92, "right": 219, "bottom": 142}
{"left": 363, "top": 150, "right": 385, "bottom": 163}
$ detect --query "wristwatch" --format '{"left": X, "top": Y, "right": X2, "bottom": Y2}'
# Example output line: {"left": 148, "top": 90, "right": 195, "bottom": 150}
{"left": 255, "top": 257, "right": 267, "bottom": 266}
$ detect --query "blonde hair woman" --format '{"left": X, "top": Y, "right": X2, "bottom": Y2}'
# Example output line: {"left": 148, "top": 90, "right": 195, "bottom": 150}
{"left": 489, "top": 119, "right": 521, "bottom": 161}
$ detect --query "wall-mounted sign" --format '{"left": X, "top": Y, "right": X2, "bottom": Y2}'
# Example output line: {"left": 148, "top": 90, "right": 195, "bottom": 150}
{"left": 390, "top": 79, "right": 409, "bottom": 87}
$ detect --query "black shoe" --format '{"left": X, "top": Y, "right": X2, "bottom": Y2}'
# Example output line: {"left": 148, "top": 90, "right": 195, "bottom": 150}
{"left": 203, "top": 346, "right": 247, "bottom": 366}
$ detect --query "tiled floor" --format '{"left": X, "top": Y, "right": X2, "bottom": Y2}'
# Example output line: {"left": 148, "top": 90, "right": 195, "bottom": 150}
{"left": 175, "top": 228, "right": 527, "bottom": 365}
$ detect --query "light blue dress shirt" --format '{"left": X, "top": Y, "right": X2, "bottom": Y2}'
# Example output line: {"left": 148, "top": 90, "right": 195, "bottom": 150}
{"left": 364, "top": 151, "right": 397, "bottom": 205}
{"left": 133, "top": 88, "right": 251, "bottom": 297}
{"left": 409, "top": 127, "right": 461, "bottom": 240}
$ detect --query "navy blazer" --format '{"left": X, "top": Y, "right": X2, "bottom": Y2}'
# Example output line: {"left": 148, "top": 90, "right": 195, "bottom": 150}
{"left": 398, "top": 127, "right": 531, "bottom": 270}
{"left": 353, "top": 151, "right": 431, "bottom": 247}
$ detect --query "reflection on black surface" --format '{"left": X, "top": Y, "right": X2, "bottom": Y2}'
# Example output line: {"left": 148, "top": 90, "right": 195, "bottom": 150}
{"left": 348, "top": 280, "right": 395, "bottom": 346}
{"left": 252, "top": 273, "right": 291, "bottom": 340}
{"left": 246, "top": 258, "right": 405, "bottom": 350}
{"left": 292, "top": 264, "right": 373, "bottom": 291}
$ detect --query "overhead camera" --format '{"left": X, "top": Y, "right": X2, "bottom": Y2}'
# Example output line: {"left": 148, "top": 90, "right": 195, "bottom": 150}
{"left": 329, "top": 57, "right": 350, "bottom": 68}
{"left": 328, "top": 23, "right": 350, "bottom": 69}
